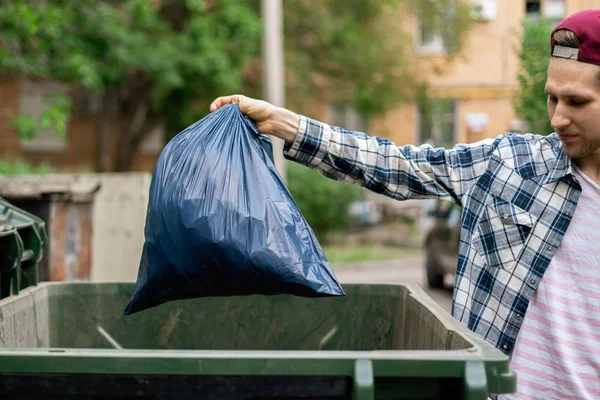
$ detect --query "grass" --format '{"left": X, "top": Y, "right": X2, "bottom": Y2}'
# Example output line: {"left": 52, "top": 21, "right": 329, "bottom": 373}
{"left": 322, "top": 244, "right": 421, "bottom": 265}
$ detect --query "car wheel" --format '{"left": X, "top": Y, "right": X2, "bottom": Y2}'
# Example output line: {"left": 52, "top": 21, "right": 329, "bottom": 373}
{"left": 426, "top": 253, "right": 445, "bottom": 289}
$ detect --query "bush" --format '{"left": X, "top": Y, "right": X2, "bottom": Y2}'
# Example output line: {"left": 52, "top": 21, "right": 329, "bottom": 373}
{"left": 286, "top": 161, "right": 363, "bottom": 242}
{"left": 513, "top": 18, "right": 554, "bottom": 135}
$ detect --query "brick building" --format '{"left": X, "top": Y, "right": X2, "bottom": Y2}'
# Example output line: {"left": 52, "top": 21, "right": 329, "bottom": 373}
{"left": 0, "top": 80, "right": 162, "bottom": 172}
{"left": 320, "top": 0, "right": 596, "bottom": 148}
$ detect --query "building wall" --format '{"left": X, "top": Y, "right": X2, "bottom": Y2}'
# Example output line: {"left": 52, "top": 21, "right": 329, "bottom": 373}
{"left": 422, "top": 2, "right": 523, "bottom": 88}
{"left": 567, "top": 0, "right": 600, "bottom": 14}
{"left": 0, "top": 79, "right": 160, "bottom": 172}
{"left": 321, "top": 1, "right": 526, "bottom": 147}
{"left": 370, "top": 103, "right": 417, "bottom": 145}
{"left": 88, "top": 173, "right": 152, "bottom": 282}
{"left": 0, "top": 79, "right": 22, "bottom": 157}
{"left": 459, "top": 96, "right": 520, "bottom": 143}
{"left": 22, "top": 114, "right": 160, "bottom": 173}
{"left": 367, "top": 0, "right": 593, "bottom": 148}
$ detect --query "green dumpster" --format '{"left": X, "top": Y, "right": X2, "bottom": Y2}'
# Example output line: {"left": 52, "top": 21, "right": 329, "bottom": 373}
{"left": 0, "top": 197, "right": 47, "bottom": 299}
{"left": 0, "top": 280, "right": 516, "bottom": 399}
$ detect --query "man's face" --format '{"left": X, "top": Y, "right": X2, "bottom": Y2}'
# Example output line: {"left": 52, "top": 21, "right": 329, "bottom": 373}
{"left": 546, "top": 57, "right": 600, "bottom": 162}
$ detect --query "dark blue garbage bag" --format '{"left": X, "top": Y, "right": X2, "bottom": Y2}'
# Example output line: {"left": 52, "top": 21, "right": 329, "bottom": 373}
{"left": 124, "top": 104, "right": 344, "bottom": 315}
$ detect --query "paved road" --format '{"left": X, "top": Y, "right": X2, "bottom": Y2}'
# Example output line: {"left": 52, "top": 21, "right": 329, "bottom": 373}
{"left": 333, "top": 253, "right": 454, "bottom": 313}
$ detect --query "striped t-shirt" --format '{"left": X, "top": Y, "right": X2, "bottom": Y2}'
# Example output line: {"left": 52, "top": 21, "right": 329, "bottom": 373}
{"left": 502, "top": 166, "right": 600, "bottom": 399}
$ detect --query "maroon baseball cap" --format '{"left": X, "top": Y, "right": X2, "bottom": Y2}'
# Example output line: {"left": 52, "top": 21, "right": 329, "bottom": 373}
{"left": 550, "top": 9, "right": 600, "bottom": 67}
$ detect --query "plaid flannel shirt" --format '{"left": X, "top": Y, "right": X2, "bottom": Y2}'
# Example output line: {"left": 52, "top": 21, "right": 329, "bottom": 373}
{"left": 284, "top": 116, "right": 582, "bottom": 355}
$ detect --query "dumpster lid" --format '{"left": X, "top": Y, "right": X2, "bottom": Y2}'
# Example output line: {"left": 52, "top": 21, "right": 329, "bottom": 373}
{"left": 0, "top": 175, "right": 101, "bottom": 201}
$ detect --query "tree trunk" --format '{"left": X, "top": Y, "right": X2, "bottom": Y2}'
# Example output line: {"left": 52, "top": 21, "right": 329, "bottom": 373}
{"left": 113, "top": 102, "right": 148, "bottom": 172}
{"left": 95, "top": 92, "right": 114, "bottom": 172}
{"left": 113, "top": 102, "right": 160, "bottom": 172}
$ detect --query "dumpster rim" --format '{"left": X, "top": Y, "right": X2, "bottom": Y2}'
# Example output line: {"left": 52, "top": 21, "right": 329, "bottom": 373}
{"left": 0, "top": 282, "right": 516, "bottom": 395}
{"left": 0, "top": 281, "right": 507, "bottom": 363}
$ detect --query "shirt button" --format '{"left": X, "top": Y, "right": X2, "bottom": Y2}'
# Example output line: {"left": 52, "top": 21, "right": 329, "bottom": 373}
{"left": 503, "top": 345, "right": 508, "bottom": 350}
{"left": 566, "top": 212, "right": 571, "bottom": 216}
{"left": 547, "top": 246, "right": 553, "bottom": 252}
{"left": 516, "top": 313, "right": 521, "bottom": 318}
{"left": 530, "top": 279, "right": 536, "bottom": 285}
{"left": 502, "top": 213, "right": 509, "bottom": 220}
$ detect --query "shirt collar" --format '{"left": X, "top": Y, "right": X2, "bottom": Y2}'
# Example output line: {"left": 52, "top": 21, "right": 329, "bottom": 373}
{"left": 544, "top": 135, "right": 576, "bottom": 184}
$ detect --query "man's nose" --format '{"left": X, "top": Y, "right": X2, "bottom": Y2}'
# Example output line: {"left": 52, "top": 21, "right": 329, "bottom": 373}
{"left": 551, "top": 102, "right": 572, "bottom": 131}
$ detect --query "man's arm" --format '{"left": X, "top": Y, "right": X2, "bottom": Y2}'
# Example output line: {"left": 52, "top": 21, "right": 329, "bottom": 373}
{"left": 284, "top": 115, "right": 502, "bottom": 203}
{"left": 210, "top": 95, "right": 501, "bottom": 203}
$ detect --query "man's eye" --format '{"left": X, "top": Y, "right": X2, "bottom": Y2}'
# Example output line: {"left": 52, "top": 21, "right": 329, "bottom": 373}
{"left": 570, "top": 99, "right": 587, "bottom": 106}
{"left": 548, "top": 96, "right": 557, "bottom": 102}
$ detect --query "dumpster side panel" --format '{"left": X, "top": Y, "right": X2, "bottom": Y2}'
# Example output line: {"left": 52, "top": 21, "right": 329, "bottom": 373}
{"left": 47, "top": 284, "right": 129, "bottom": 349}
{"left": 0, "top": 287, "right": 49, "bottom": 348}
{"left": 403, "top": 295, "right": 451, "bottom": 350}
{"left": 448, "top": 330, "right": 474, "bottom": 350}
{"left": 0, "top": 283, "right": 516, "bottom": 398}
{"left": 5, "top": 199, "right": 52, "bottom": 282}
{"left": 43, "top": 284, "right": 463, "bottom": 352}
{"left": 46, "top": 284, "right": 396, "bottom": 351}
{"left": 333, "top": 288, "right": 405, "bottom": 351}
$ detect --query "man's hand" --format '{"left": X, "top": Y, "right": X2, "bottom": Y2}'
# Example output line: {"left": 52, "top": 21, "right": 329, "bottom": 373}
{"left": 210, "top": 94, "right": 300, "bottom": 143}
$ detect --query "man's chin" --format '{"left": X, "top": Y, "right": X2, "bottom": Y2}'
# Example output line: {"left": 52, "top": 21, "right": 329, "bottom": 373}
{"left": 562, "top": 142, "right": 600, "bottom": 160}
{"left": 561, "top": 144, "right": 577, "bottom": 157}
{"left": 561, "top": 142, "right": 590, "bottom": 159}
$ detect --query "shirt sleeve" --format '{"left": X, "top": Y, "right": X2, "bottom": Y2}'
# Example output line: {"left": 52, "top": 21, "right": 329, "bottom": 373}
{"left": 283, "top": 115, "right": 503, "bottom": 203}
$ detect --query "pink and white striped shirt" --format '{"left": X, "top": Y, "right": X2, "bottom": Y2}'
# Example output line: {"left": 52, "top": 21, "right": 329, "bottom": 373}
{"left": 502, "top": 166, "right": 600, "bottom": 399}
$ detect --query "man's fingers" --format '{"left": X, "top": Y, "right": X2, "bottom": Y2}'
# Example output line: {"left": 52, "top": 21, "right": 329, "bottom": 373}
{"left": 210, "top": 95, "right": 244, "bottom": 112}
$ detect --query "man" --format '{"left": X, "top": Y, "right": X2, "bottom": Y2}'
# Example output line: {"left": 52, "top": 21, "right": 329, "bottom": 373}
{"left": 211, "top": 9, "right": 600, "bottom": 399}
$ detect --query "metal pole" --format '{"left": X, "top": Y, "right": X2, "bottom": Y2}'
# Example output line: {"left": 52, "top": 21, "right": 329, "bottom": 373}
{"left": 262, "top": 0, "right": 286, "bottom": 181}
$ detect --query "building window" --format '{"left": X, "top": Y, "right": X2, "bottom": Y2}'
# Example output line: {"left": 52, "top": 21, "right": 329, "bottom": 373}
{"left": 470, "top": 0, "right": 498, "bottom": 21}
{"left": 416, "top": 18, "right": 446, "bottom": 54}
{"left": 526, "top": 0, "right": 541, "bottom": 19}
{"left": 328, "top": 102, "right": 369, "bottom": 133}
{"left": 526, "top": 0, "right": 565, "bottom": 23}
{"left": 19, "top": 81, "right": 68, "bottom": 153}
{"left": 417, "top": 99, "right": 457, "bottom": 147}
{"left": 543, "top": 0, "right": 566, "bottom": 24}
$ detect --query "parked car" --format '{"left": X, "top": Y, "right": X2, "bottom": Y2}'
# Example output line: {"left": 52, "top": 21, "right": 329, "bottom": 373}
{"left": 423, "top": 200, "right": 461, "bottom": 289}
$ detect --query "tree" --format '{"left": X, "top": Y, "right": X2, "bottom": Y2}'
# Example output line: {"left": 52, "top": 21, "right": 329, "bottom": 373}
{"left": 0, "top": 0, "right": 261, "bottom": 171}
{"left": 513, "top": 18, "right": 554, "bottom": 136}
{"left": 0, "top": 0, "right": 472, "bottom": 171}
{"left": 286, "top": 161, "right": 363, "bottom": 243}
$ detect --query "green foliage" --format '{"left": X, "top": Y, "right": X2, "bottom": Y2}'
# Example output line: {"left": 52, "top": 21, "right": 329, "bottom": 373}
{"left": 323, "top": 244, "right": 412, "bottom": 265}
{"left": 12, "top": 93, "right": 71, "bottom": 140}
{"left": 0, "top": 158, "right": 54, "bottom": 175}
{"left": 287, "top": 161, "right": 364, "bottom": 242}
{"left": 415, "top": 0, "right": 473, "bottom": 54}
{"left": 10, "top": 115, "right": 37, "bottom": 141}
{"left": 513, "top": 18, "right": 554, "bottom": 135}
{"left": 0, "top": 0, "right": 262, "bottom": 169}
{"left": 0, "top": 1, "right": 260, "bottom": 94}
{"left": 0, "top": 0, "right": 473, "bottom": 170}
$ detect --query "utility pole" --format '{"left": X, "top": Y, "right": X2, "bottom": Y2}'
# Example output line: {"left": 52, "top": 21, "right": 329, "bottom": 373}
{"left": 261, "top": 0, "right": 286, "bottom": 181}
